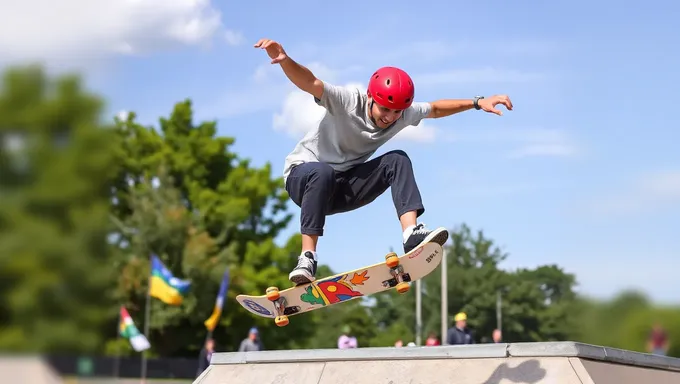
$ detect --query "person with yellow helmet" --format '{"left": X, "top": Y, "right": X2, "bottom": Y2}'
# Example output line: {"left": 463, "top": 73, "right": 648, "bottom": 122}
{"left": 447, "top": 312, "right": 475, "bottom": 345}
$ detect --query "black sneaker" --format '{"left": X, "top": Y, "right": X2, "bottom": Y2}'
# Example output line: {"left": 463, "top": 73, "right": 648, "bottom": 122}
{"left": 288, "top": 251, "right": 318, "bottom": 285}
{"left": 403, "top": 223, "right": 449, "bottom": 254}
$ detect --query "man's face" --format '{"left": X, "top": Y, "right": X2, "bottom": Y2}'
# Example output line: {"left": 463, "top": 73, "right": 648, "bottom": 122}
{"left": 370, "top": 99, "right": 404, "bottom": 129}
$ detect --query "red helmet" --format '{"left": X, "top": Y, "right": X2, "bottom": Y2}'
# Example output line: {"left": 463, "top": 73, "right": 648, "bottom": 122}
{"left": 367, "top": 66, "right": 414, "bottom": 110}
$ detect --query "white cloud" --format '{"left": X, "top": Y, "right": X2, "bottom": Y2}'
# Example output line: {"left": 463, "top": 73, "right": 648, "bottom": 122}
{"left": 642, "top": 171, "right": 680, "bottom": 199}
{"left": 224, "top": 30, "right": 245, "bottom": 46}
{"left": 441, "top": 168, "right": 566, "bottom": 198}
{"left": 0, "top": 0, "right": 228, "bottom": 63}
{"left": 394, "top": 122, "right": 438, "bottom": 143}
{"left": 585, "top": 170, "right": 680, "bottom": 216}
{"left": 272, "top": 89, "right": 325, "bottom": 138}
{"left": 252, "top": 65, "right": 274, "bottom": 83}
{"left": 204, "top": 61, "right": 341, "bottom": 120}
{"left": 272, "top": 81, "right": 364, "bottom": 138}
{"left": 508, "top": 144, "right": 576, "bottom": 158}
{"left": 201, "top": 82, "right": 292, "bottom": 119}
{"left": 116, "top": 110, "right": 130, "bottom": 121}
{"left": 254, "top": 61, "right": 341, "bottom": 85}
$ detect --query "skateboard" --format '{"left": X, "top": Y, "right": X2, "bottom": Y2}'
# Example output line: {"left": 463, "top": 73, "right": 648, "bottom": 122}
{"left": 235, "top": 240, "right": 444, "bottom": 327}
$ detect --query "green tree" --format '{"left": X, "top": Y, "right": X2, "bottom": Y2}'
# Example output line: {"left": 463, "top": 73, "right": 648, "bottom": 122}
{"left": 366, "top": 224, "right": 580, "bottom": 346}
{"left": 109, "top": 101, "right": 320, "bottom": 355}
{"left": 420, "top": 224, "right": 511, "bottom": 342}
{"left": 108, "top": 164, "right": 233, "bottom": 356}
{"left": 0, "top": 65, "right": 119, "bottom": 353}
{"left": 568, "top": 290, "right": 680, "bottom": 358}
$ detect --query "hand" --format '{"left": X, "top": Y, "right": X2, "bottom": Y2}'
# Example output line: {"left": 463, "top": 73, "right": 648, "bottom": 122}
{"left": 478, "top": 95, "right": 513, "bottom": 116}
{"left": 253, "top": 38, "right": 288, "bottom": 64}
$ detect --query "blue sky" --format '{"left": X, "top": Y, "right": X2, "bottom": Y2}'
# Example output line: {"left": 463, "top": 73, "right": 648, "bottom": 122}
{"left": 5, "top": 0, "right": 677, "bottom": 304}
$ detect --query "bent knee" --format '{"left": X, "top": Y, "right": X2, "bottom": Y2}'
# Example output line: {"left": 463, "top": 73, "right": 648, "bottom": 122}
{"left": 383, "top": 150, "right": 412, "bottom": 165}
{"left": 306, "top": 162, "right": 336, "bottom": 187}
{"left": 307, "top": 162, "right": 335, "bottom": 178}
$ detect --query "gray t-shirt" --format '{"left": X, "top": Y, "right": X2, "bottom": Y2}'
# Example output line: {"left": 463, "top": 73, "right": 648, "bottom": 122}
{"left": 282, "top": 81, "right": 431, "bottom": 184}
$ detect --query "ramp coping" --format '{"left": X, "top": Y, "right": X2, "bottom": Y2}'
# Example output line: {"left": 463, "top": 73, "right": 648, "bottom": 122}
{"left": 210, "top": 341, "right": 680, "bottom": 372}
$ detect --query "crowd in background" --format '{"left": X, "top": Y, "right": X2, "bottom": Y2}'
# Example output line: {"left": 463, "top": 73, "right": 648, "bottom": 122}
{"left": 195, "top": 312, "right": 672, "bottom": 378}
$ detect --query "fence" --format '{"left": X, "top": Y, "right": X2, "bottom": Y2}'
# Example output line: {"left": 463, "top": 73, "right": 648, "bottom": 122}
{"left": 46, "top": 354, "right": 201, "bottom": 380}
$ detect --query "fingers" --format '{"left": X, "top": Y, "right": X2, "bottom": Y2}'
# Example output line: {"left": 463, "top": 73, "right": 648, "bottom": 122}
{"left": 253, "top": 38, "right": 276, "bottom": 49}
{"left": 495, "top": 95, "right": 513, "bottom": 110}
{"left": 271, "top": 53, "right": 287, "bottom": 64}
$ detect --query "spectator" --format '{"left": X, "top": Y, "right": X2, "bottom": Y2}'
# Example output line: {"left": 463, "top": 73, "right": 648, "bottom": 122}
{"left": 238, "top": 327, "right": 264, "bottom": 351}
{"left": 337, "top": 325, "right": 358, "bottom": 349}
{"left": 447, "top": 312, "right": 475, "bottom": 345}
{"left": 425, "top": 332, "right": 440, "bottom": 346}
{"left": 196, "top": 338, "right": 214, "bottom": 377}
{"left": 647, "top": 323, "right": 670, "bottom": 356}
{"left": 492, "top": 329, "right": 502, "bottom": 343}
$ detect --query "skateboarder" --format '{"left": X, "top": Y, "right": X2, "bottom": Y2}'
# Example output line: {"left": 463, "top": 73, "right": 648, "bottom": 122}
{"left": 254, "top": 38, "right": 513, "bottom": 285}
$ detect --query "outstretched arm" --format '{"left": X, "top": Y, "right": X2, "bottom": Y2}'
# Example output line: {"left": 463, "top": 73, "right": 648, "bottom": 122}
{"left": 254, "top": 38, "right": 324, "bottom": 100}
{"left": 426, "top": 95, "right": 514, "bottom": 118}
{"left": 279, "top": 57, "right": 324, "bottom": 100}
{"left": 427, "top": 99, "right": 475, "bottom": 118}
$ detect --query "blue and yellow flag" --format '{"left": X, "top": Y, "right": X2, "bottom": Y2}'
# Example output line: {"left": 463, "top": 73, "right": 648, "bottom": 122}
{"left": 204, "top": 268, "right": 230, "bottom": 331}
{"left": 149, "top": 255, "right": 191, "bottom": 305}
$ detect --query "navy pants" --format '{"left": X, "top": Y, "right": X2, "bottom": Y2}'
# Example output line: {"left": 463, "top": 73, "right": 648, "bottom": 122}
{"left": 285, "top": 150, "right": 425, "bottom": 236}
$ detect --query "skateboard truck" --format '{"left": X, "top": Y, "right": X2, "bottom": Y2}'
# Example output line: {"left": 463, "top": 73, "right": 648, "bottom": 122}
{"left": 265, "top": 286, "right": 290, "bottom": 327}
{"left": 384, "top": 252, "right": 411, "bottom": 294}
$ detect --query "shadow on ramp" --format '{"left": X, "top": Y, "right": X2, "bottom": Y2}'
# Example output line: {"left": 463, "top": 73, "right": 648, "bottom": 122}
{"left": 482, "top": 359, "right": 547, "bottom": 384}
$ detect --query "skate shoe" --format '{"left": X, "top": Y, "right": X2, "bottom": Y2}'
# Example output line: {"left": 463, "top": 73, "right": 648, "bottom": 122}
{"left": 403, "top": 223, "right": 449, "bottom": 254}
{"left": 288, "top": 251, "right": 318, "bottom": 285}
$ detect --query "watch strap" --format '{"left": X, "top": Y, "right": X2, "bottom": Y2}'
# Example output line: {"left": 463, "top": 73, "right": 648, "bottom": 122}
{"left": 473, "top": 96, "right": 484, "bottom": 110}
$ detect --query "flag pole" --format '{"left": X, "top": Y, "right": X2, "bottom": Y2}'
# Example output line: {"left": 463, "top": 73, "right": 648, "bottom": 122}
{"left": 114, "top": 306, "right": 122, "bottom": 381}
{"left": 141, "top": 255, "right": 152, "bottom": 384}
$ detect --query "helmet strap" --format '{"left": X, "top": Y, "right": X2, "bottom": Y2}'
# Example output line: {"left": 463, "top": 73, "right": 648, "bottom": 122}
{"left": 368, "top": 99, "right": 378, "bottom": 125}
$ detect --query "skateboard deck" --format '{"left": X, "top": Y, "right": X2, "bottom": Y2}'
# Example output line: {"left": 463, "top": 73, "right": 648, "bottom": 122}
{"left": 236, "top": 240, "right": 444, "bottom": 327}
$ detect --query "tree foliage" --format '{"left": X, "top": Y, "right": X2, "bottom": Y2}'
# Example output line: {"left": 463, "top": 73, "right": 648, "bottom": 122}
{"left": 109, "top": 100, "right": 305, "bottom": 356}
{"left": 0, "top": 65, "right": 119, "bottom": 353}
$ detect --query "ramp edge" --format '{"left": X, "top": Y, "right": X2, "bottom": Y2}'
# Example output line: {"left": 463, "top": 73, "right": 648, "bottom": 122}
{"left": 211, "top": 343, "right": 508, "bottom": 364}
{"left": 210, "top": 341, "right": 680, "bottom": 372}
{"left": 508, "top": 341, "right": 680, "bottom": 371}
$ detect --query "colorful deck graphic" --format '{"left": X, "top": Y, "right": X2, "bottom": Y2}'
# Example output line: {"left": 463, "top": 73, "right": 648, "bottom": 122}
{"left": 300, "top": 271, "right": 370, "bottom": 306}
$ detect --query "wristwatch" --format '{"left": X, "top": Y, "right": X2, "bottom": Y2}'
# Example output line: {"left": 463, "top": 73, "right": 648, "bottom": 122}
{"left": 473, "top": 96, "right": 484, "bottom": 110}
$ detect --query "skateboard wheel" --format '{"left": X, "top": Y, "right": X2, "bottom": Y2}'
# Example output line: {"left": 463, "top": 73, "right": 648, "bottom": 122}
{"left": 275, "top": 315, "right": 289, "bottom": 327}
{"left": 266, "top": 287, "right": 280, "bottom": 301}
{"left": 396, "top": 282, "right": 410, "bottom": 294}
{"left": 385, "top": 252, "right": 399, "bottom": 268}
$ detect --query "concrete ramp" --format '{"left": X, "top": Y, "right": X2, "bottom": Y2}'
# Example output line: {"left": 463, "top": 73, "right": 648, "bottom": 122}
{"left": 0, "top": 355, "right": 64, "bottom": 384}
{"left": 195, "top": 341, "right": 680, "bottom": 384}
